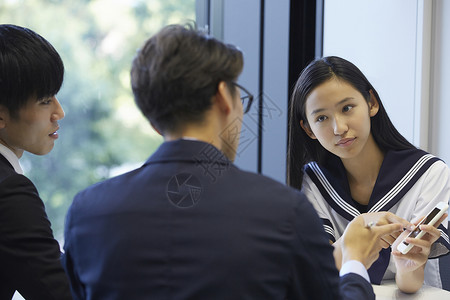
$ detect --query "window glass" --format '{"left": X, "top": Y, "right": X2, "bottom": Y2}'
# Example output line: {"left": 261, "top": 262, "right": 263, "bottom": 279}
{"left": 0, "top": 0, "right": 195, "bottom": 241}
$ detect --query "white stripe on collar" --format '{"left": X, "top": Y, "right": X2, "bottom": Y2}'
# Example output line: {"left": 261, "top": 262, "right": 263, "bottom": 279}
{"left": 309, "top": 161, "right": 360, "bottom": 218}
{"left": 439, "top": 229, "right": 450, "bottom": 245}
{"left": 308, "top": 153, "right": 437, "bottom": 216}
{"left": 368, "top": 154, "right": 435, "bottom": 212}
{"left": 0, "top": 143, "right": 23, "bottom": 174}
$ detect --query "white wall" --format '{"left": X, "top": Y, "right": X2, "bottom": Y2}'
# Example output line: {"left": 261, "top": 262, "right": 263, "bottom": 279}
{"left": 323, "top": 0, "right": 450, "bottom": 161}
{"left": 323, "top": 0, "right": 427, "bottom": 148}
{"left": 430, "top": 0, "right": 450, "bottom": 163}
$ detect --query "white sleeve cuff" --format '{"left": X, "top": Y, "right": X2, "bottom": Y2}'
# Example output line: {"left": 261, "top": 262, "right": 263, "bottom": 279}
{"left": 340, "top": 260, "right": 370, "bottom": 283}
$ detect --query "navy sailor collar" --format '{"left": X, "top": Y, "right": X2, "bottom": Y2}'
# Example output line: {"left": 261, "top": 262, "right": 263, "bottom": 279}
{"left": 305, "top": 148, "right": 441, "bottom": 221}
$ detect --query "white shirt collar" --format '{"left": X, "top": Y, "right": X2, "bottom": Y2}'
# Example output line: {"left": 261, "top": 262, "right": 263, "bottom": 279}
{"left": 0, "top": 143, "right": 23, "bottom": 174}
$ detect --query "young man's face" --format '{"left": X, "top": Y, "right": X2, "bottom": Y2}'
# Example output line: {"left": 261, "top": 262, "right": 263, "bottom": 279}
{"left": 0, "top": 95, "right": 65, "bottom": 158}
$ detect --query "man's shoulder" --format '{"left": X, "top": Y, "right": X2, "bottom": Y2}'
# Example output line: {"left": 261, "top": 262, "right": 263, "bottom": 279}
{"left": 75, "top": 166, "right": 140, "bottom": 197}
{"left": 228, "top": 167, "right": 315, "bottom": 216}
{"left": 0, "top": 167, "right": 35, "bottom": 194}
{"left": 69, "top": 161, "right": 310, "bottom": 219}
{"left": 76, "top": 164, "right": 301, "bottom": 199}
{"left": 232, "top": 167, "right": 304, "bottom": 197}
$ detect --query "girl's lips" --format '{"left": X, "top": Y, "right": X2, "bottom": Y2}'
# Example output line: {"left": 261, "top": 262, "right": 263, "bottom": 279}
{"left": 336, "top": 138, "right": 355, "bottom": 146}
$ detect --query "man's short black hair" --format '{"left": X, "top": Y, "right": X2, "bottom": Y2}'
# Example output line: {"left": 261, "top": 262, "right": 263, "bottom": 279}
{"left": 131, "top": 23, "right": 243, "bottom": 134}
{"left": 0, "top": 24, "right": 64, "bottom": 117}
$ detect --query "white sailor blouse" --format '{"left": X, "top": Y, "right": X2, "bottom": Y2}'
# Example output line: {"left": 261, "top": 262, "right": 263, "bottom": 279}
{"left": 302, "top": 148, "right": 450, "bottom": 288}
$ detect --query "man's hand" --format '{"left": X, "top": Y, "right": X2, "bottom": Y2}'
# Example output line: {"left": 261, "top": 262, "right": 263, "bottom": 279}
{"left": 362, "top": 212, "right": 414, "bottom": 249}
{"left": 341, "top": 213, "right": 406, "bottom": 269}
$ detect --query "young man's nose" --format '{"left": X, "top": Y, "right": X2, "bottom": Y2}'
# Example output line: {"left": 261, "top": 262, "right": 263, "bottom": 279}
{"left": 51, "top": 96, "right": 65, "bottom": 121}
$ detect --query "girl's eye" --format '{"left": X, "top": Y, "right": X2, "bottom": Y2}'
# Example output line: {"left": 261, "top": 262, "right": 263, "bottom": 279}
{"left": 343, "top": 105, "right": 353, "bottom": 112}
{"left": 316, "top": 115, "right": 327, "bottom": 123}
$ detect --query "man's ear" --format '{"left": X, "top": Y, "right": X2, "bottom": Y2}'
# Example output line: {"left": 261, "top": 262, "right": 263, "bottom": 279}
{"left": 368, "top": 89, "right": 380, "bottom": 117}
{"left": 215, "top": 81, "right": 233, "bottom": 115}
{"left": 150, "top": 121, "right": 163, "bottom": 136}
{"left": 300, "top": 120, "right": 316, "bottom": 139}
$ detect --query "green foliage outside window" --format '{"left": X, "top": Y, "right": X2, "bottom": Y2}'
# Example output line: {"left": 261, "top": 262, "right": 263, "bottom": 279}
{"left": 0, "top": 0, "right": 195, "bottom": 240}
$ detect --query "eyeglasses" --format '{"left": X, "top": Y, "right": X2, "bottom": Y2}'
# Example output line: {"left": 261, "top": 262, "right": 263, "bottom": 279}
{"left": 232, "top": 82, "right": 254, "bottom": 114}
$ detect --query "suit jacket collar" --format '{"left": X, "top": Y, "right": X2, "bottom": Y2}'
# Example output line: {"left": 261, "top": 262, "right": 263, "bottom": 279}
{"left": 144, "top": 139, "right": 231, "bottom": 166}
{"left": 0, "top": 144, "right": 23, "bottom": 174}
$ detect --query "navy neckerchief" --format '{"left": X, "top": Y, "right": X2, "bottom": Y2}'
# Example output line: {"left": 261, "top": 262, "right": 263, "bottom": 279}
{"left": 305, "top": 148, "right": 441, "bottom": 284}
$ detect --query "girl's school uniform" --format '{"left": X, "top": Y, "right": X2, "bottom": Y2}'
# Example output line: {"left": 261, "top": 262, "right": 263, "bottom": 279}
{"left": 302, "top": 148, "right": 450, "bottom": 288}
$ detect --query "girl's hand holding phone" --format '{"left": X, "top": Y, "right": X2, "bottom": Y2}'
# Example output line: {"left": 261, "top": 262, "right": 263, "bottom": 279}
{"left": 392, "top": 202, "right": 448, "bottom": 274}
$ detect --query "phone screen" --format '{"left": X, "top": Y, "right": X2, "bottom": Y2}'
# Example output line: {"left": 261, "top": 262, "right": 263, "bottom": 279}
{"left": 401, "top": 207, "right": 441, "bottom": 246}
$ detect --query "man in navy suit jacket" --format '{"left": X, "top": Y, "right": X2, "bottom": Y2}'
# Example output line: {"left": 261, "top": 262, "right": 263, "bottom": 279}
{"left": 62, "top": 24, "right": 408, "bottom": 299}
{"left": 0, "top": 25, "right": 71, "bottom": 299}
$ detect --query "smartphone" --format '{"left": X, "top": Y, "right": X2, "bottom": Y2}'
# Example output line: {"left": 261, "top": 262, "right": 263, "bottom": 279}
{"left": 397, "top": 201, "right": 449, "bottom": 255}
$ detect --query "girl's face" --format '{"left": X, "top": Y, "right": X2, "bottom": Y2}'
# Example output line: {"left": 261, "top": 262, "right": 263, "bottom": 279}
{"left": 301, "top": 78, "right": 379, "bottom": 160}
